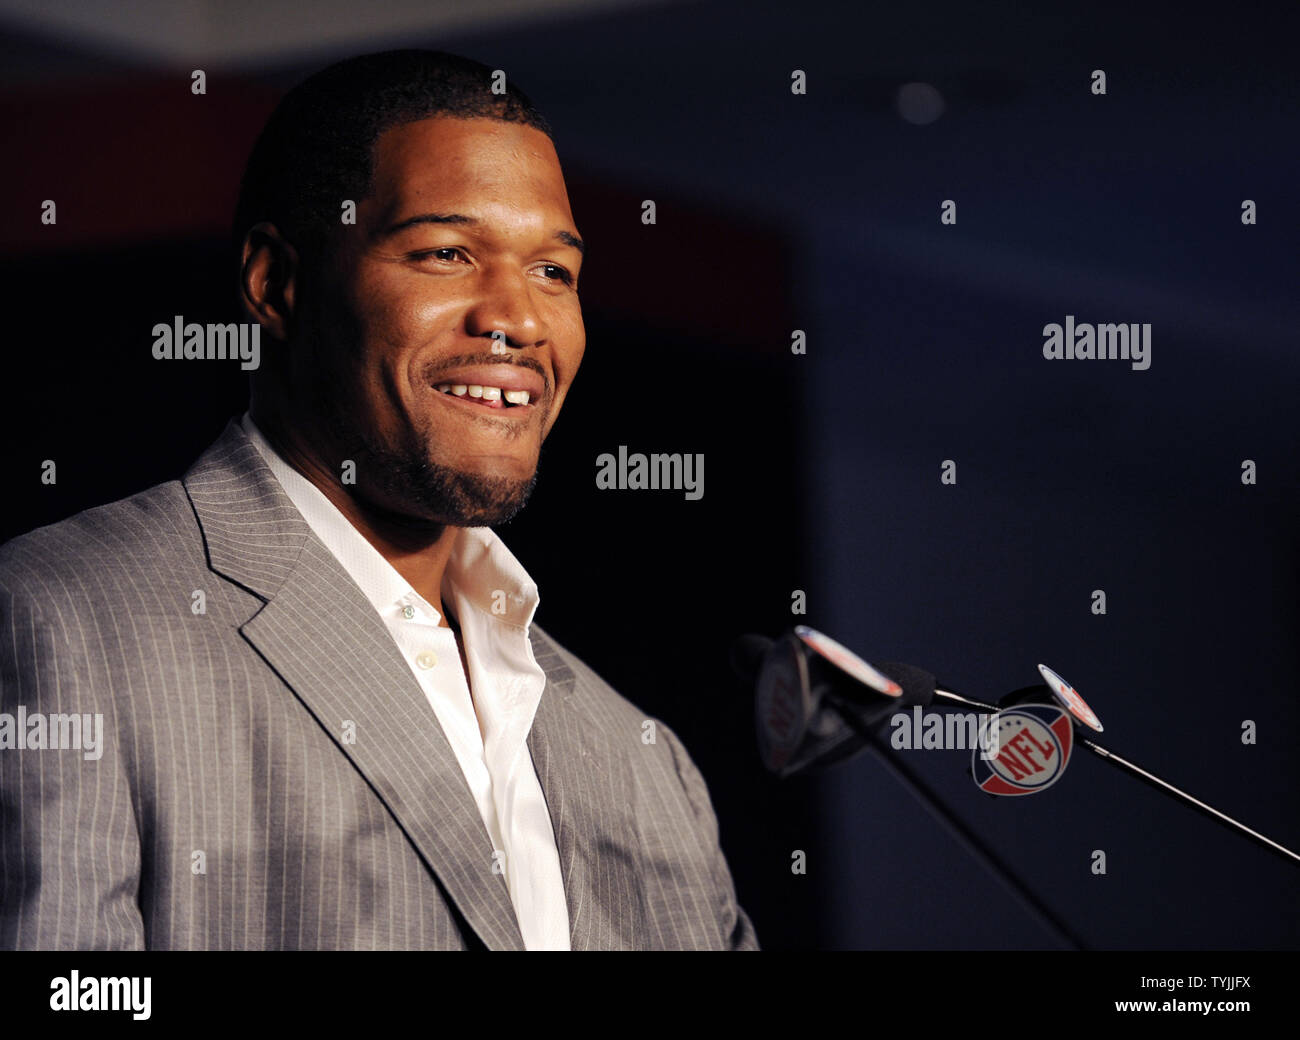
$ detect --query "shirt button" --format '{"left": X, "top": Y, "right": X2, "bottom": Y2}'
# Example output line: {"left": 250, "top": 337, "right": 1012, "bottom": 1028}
{"left": 416, "top": 651, "right": 438, "bottom": 669}
{"left": 402, "top": 605, "right": 415, "bottom": 619}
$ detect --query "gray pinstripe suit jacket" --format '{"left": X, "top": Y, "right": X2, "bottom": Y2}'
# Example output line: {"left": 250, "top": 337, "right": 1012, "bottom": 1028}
{"left": 0, "top": 419, "right": 758, "bottom": 950}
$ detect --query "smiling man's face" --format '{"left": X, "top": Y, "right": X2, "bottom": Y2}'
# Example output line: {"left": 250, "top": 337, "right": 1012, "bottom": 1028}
{"left": 293, "top": 115, "right": 585, "bottom": 527}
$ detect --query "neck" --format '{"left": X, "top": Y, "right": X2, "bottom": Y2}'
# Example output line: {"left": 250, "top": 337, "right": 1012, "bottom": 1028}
{"left": 250, "top": 401, "right": 458, "bottom": 626}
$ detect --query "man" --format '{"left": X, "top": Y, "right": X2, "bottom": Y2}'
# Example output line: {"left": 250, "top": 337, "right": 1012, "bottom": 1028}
{"left": 0, "top": 50, "right": 757, "bottom": 951}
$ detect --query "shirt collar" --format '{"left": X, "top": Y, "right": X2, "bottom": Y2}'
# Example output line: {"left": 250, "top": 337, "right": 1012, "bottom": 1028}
{"left": 239, "top": 412, "right": 540, "bottom": 632}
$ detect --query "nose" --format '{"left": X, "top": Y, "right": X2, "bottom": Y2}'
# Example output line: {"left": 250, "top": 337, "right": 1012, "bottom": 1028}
{"left": 464, "top": 265, "right": 547, "bottom": 350}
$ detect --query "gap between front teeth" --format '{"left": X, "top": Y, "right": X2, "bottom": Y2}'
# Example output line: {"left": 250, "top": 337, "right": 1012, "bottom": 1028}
{"left": 435, "top": 383, "right": 530, "bottom": 405}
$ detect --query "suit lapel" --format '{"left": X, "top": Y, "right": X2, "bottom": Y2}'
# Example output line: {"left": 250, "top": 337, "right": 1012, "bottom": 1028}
{"left": 184, "top": 419, "right": 525, "bottom": 950}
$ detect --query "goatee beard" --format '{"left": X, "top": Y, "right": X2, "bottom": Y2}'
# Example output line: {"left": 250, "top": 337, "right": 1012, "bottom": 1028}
{"left": 319, "top": 405, "right": 538, "bottom": 528}
{"left": 365, "top": 438, "right": 538, "bottom": 527}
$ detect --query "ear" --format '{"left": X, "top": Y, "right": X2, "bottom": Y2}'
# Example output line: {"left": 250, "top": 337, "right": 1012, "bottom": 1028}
{"left": 239, "top": 222, "right": 299, "bottom": 341}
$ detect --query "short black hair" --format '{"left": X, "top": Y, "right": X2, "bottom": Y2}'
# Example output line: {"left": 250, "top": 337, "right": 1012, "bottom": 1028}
{"left": 232, "top": 49, "right": 553, "bottom": 267}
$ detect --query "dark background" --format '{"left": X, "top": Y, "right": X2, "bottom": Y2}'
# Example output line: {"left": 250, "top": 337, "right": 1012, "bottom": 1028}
{"left": 1, "top": 0, "right": 1296, "bottom": 949}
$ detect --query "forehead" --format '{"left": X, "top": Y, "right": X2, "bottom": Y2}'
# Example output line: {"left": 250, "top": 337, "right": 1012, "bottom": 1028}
{"left": 367, "top": 115, "right": 574, "bottom": 224}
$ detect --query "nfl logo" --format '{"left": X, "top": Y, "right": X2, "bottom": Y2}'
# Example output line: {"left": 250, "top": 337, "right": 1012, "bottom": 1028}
{"left": 972, "top": 705, "right": 1074, "bottom": 796}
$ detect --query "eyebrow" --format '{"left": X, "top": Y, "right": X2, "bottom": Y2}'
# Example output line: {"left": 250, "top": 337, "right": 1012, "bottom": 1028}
{"left": 383, "top": 212, "right": 585, "bottom": 256}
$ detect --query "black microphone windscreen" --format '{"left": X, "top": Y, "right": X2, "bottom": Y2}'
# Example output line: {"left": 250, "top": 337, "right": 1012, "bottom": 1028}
{"left": 875, "top": 662, "right": 937, "bottom": 709}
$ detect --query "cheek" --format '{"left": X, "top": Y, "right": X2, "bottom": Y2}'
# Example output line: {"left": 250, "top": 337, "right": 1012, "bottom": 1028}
{"left": 348, "top": 269, "right": 427, "bottom": 345}
{"left": 551, "top": 307, "right": 586, "bottom": 395}
{"left": 346, "top": 270, "right": 457, "bottom": 400}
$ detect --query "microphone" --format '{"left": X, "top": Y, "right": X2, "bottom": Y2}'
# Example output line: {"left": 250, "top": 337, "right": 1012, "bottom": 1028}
{"left": 734, "top": 626, "right": 936, "bottom": 777}
{"left": 999, "top": 664, "right": 1105, "bottom": 734}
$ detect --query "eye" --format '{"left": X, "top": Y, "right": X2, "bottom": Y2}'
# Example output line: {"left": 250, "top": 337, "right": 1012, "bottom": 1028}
{"left": 411, "top": 246, "right": 469, "bottom": 264}
{"left": 537, "top": 263, "right": 576, "bottom": 288}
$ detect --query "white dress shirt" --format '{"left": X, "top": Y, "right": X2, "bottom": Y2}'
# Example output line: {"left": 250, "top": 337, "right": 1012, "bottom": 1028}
{"left": 240, "top": 413, "right": 570, "bottom": 950}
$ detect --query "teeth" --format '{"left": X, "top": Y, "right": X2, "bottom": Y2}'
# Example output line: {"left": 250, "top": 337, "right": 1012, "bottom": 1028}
{"left": 436, "top": 382, "right": 530, "bottom": 406}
